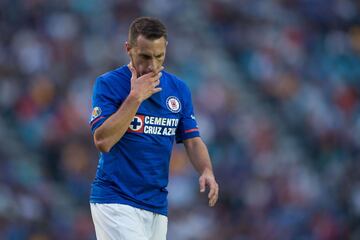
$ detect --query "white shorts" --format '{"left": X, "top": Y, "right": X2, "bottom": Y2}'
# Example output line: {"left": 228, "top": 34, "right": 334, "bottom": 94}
{"left": 90, "top": 203, "right": 168, "bottom": 240}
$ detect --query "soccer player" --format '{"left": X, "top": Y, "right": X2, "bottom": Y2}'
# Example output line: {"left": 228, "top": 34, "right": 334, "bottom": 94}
{"left": 89, "top": 17, "right": 219, "bottom": 240}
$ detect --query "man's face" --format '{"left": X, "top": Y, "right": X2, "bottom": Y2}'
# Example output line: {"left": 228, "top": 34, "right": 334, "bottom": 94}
{"left": 126, "top": 35, "right": 167, "bottom": 77}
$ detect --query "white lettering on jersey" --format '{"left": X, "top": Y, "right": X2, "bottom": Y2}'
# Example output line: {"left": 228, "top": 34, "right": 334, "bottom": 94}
{"left": 129, "top": 115, "right": 179, "bottom": 136}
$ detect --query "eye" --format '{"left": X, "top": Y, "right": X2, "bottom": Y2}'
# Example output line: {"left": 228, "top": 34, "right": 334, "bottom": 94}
{"left": 140, "top": 54, "right": 151, "bottom": 60}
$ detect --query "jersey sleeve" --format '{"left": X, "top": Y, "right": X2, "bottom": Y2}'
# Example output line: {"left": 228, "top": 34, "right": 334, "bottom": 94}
{"left": 176, "top": 85, "right": 200, "bottom": 143}
{"left": 89, "top": 76, "right": 119, "bottom": 134}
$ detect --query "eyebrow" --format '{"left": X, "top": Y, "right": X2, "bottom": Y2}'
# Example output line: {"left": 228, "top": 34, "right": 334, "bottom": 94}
{"left": 140, "top": 53, "right": 151, "bottom": 58}
{"left": 155, "top": 53, "right": 164, "bottom": 58}
{"left": 139, "top": 53, "right": 164, "bottom": 58}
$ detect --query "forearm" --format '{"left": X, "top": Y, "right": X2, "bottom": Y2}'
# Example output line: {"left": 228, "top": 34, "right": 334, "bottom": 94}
{"left": 94, "top": 92, "right": 141, "bottom": 152}
{"left": 184, "top": 137, "right": 213, "bottom": 175}
{"left": 184, "top": 137, "right": 219, "bottom": 207}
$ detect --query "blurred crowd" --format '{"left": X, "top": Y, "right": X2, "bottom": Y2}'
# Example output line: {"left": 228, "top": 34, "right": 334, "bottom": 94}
{"left": 0, "top": 0, "right": 360, "bottom": 239}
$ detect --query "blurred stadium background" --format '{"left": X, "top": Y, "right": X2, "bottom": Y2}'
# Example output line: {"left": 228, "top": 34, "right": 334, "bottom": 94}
{"left": 1, "top": 0, "right": 360, "bottom": 239}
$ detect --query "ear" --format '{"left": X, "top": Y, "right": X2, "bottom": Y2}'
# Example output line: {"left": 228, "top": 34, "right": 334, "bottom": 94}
{"left": 125, "top": 41, "right": 132, "bottom": 54}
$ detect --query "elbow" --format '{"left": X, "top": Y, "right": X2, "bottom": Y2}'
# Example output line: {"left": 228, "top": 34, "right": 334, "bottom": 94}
{"left": 93, "top": 132, "right": 112, "bottom": 153}
{"left": 94, "top": 140, "right": 112, "bottom": 153}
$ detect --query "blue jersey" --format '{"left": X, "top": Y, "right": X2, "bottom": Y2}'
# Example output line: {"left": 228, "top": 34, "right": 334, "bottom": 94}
{"left": 89, "top": 65, "right": 200, "bottom": 216}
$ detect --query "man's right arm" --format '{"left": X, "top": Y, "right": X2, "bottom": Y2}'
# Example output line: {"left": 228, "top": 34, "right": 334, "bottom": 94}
{"left": 93, "top": 92, "right": 141, "bottom": 153}
{"left": 93, "top": 65, "right": 162, "bottom": 153}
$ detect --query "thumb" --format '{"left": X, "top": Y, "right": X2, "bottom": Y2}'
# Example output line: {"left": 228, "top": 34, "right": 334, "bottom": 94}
{"left": 199, "top": 176, "right": 206, "bottom": 193}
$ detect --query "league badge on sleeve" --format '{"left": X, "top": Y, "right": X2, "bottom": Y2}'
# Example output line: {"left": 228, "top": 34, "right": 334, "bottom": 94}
{"left": 166, "top": 96, "right": 181, "bottom": 113}
{"left": 91, "top": 107, "right": 102, "bottom": 122}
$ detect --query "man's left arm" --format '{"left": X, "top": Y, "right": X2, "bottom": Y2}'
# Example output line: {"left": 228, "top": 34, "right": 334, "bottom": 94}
{"left": 184, "top": 137, "right": 219, "bottom": 207}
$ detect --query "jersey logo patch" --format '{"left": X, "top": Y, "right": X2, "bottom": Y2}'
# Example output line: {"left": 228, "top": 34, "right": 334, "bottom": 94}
{"left": 91, "top": 107, "right": 102, "bottom": 122}
{"left": 166, "top": 96, "right": 181, "bottom": 113}
{"left": 127, "top": 114, "right": 179, "bottom": 136}
{"left": 128, "top": 115, "right": 145, "bottom": 133}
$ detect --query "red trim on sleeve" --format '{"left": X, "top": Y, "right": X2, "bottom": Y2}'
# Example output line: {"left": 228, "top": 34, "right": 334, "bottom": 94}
{"left": 184, "top": 128, "right": 199, "bottom": 133}
{"left": 90, "top": 116, "right": 105, "bottom": 127}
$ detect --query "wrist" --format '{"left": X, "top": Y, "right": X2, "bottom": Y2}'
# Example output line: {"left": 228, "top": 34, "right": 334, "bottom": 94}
{"left": 201, "top": 168, "right": 213, "bottom": 176}
{"left": 128, "top": 90, "right": 143, "bottom": 104}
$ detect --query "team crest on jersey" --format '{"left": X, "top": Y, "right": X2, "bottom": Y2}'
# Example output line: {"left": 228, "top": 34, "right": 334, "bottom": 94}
{"left": 128, "top": 115, "right": 144, "bottom": 132}
{"left": 91, "top": 107, "right": 102, "bottom": 121}
{"left": 166, "top": 96, "right": 181, "bottom": 113}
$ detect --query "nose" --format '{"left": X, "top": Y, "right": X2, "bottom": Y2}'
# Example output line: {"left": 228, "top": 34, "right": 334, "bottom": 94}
{"left": 147, "top": 59, "right": 156, "bottom": 72}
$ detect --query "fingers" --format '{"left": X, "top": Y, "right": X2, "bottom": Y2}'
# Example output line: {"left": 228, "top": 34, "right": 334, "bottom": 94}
{"left": 138, "top": 71, "right": 162, "bottom": 84}
{"left": 199, "top": 176, "right": 219, "bottom": 207}
{"left": 153, "top": 79, "right": 161, "bottom": 88}
{"left": 208, "top": 182, "right": 219, "bottom": 207}
{"left": 199, "top": 176, "right": 206, "bottom": 193}
{"left": 147, "top": 72, "right": 162, "bottom": 89}
{"left": 151, "top": 66, "right": 164, "bottom": 76}
{"left": 150, "top": 73, "right": 162, "bottom": 93}
{"left": 155, "top": 72, "right": 162, "bottom": 81}
{"left": 155, "top": 66, "right": 164, "bottom": 74}
{"left": 129, "top": 65, "right": 164, "bottom": 100}
{"left": 152, "top": 87, "right": 162, "bottom": 94}
{"left": 150, "top": 68, "right": 163, "bottom": 81}
{"left": 208, "top": 181, "right": 216, "bottom": 199}
{"left": 138, "top": 71, "right": 155, "bottom": 80}
{"left": 138, "top": 66, "right": 164, "bottom": 79}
